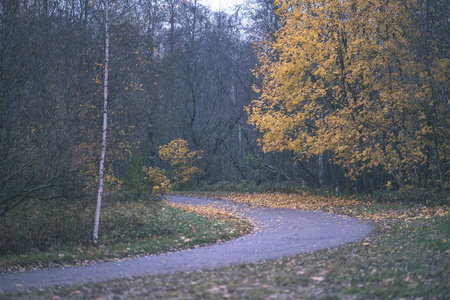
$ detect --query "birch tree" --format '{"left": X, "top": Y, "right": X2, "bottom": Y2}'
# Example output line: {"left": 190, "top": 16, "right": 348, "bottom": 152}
{"left": 93, "top": 0, "right": 110, "bottom": 244}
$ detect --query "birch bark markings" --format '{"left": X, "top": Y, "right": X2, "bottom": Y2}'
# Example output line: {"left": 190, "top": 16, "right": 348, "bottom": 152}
{"left": 94, "top": 0, "right": 110, "bottom": 244}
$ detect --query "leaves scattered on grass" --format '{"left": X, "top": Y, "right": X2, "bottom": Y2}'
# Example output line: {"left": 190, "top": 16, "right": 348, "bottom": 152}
{"left": 15, "top": 214, "right": 448, "bottom": 299}
{"left": 166, "top": 201, "right": 240, "bottom": 220}
{"left": 178, "top": 191, "right": 449, "bottom": 221}
{"left": 4, "top": 192, "right": 449, "bottom": 299}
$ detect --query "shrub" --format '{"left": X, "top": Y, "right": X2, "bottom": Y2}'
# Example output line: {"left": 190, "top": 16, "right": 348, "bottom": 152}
{"left": 142, "top": 166, "right": 172, "bottom": 199}
{"left": 0, "top": 199, "right": 93, "bottom": 256}
{"left": 120, "top": 149, "right": 172, "bottom": 201}
{"left": 158, "top": 139, "right": 203, "bottom": 188}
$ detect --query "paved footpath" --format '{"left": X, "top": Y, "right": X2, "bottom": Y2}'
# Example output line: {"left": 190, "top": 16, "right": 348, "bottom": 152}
{"left": 0, "top": 196, "right": 372, "bottom": 293}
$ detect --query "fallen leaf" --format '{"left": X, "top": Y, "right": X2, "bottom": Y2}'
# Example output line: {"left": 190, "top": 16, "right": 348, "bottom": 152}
{"left": 208, "top": 285, "right": 227, "bottom": 293}
{"left": 319, "top": 269, "right": 332, "bottom": 275}
{"left": 311, "top": 276, "right": 325, "bottom": 282}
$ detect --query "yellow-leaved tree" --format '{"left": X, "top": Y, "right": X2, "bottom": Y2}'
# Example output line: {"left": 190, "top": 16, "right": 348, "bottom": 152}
{"left": 247, "top": 0, "right": 449, "bottom": 191}
{"left": 158, "top": 139, "right": 203, "bottom": 188}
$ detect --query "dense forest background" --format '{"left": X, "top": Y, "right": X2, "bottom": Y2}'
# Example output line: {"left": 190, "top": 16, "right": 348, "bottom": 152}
{"left": 1, "top": 0, "right": 448, "bottom": 217}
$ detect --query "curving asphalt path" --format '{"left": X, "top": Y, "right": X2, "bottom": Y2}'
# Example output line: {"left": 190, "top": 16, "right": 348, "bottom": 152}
{"left": 0, "top": 196, "right": 372, "bottom": 293}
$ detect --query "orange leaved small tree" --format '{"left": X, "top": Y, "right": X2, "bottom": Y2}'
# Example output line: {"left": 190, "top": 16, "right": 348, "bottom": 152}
{"left": 158, "top": 139, "right": 203, "bottom": 188}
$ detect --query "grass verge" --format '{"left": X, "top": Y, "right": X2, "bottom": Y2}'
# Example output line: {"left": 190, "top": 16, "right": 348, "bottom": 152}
{"left": 0, "top": 199, "right": 252, "bottom": 274}
{"left": 3, "top": 191, "right": 450, "bottom": 299}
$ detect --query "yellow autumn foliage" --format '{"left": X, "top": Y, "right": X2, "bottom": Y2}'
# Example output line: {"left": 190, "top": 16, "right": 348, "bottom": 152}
{"left": 248, "top": 0, "right": 449, "bottom": 188}
{"left": 142, "top": 166, "right": 172, "bottom": 198}
{"left": 159, "top": 139, "right": 203, "bottom": 187}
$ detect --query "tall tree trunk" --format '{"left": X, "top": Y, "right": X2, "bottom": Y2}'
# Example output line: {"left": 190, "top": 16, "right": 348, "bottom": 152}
{"left": 318, "top": 111, "right": 324, "bottom": 185}
{"left": 362, "top": 169, "right": 371, "bottom": 194}
{"left": 93, "top": 0, "right": 109, "bottom": 245}
{"left": 345, "top": 165, "right": 353, "bottom": 195}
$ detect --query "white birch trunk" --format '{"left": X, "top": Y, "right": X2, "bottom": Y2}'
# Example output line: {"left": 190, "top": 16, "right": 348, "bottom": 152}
{"left": 93, "top": 0, "right": 109, "bottom": 244}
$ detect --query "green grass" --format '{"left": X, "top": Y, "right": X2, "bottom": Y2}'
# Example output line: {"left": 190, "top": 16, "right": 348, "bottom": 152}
{"left": 2, "top": 192, "right": 449, "bottom": 299}
{"left": 0, "top": 199, "right": 252, "bottom": 273}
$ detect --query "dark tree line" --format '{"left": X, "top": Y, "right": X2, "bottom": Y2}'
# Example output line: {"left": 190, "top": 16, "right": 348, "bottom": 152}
{"left": 0, "top": 0, "right": 283, "bottom": 216}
